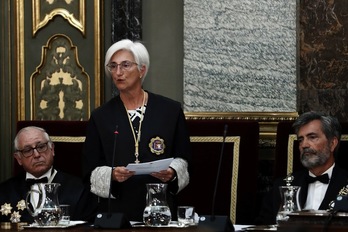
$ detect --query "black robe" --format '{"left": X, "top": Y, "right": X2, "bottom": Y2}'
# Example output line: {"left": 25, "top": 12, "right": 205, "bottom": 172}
{"left": 83, "top": 91, "right": 192, "bottom": 221}
{"left": 0, "top": 170, "right": 97, "bottom": 223}
{"left": 255, "top": 165, "right": 348, "bottom": 225}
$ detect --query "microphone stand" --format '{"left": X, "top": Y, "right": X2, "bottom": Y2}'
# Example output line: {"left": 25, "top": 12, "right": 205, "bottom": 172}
{"left": 211, "top": 124, "right": 228, "bottom": 221}
{"left": 199, "top": 124, "right": 234, "bottom": 232}
{"left": 94, "top": 125, "right": 130, "bottom": 229}
{"left": 107, "top": 125, "right": 118, "bottom": 218}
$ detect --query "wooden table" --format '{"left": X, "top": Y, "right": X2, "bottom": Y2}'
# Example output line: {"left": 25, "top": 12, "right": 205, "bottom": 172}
{"left": 277, "top": 210, "right": 348, "bottom": 232}
{"left": 0, "top": 223, "right": 224, "bottom": 232}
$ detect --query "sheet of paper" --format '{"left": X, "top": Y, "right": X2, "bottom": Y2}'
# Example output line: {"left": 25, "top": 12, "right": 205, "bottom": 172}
{"left": 126, "top": 158, "right": 174, "bottom": 175}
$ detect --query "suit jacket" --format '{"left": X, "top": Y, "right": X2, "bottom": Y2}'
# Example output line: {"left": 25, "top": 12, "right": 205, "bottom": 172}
{"left": 255, "top": 165, "right": 348, "bottom": 225}
{"left": 0, "top": 170, "right": 97, "bottom": 223}
{"left": 83, "top": 91, "right": 192, "bottom": 221}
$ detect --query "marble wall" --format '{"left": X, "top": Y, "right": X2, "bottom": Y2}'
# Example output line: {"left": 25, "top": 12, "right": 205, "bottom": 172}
{"left": 183, "top": 0, "right": 297, "bottom": 112}
{"left": 299, "top": 0, "right": 348, "bottom": 121}
{"left": 184, "top": 0, "right": 348, "bottom": 121}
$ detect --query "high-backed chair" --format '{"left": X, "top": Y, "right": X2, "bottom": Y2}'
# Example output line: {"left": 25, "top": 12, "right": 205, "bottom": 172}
{"left": 274, "top": 121, "right": 348, "bottom": 179}
{"left": 178, "top": 119, "right": 259, "bottom": 225}
{"left": 15, "top": 121, "right": 88, "bottom": 178}
{"left": 273, "top": 120, "right": 301, "bottom": 179}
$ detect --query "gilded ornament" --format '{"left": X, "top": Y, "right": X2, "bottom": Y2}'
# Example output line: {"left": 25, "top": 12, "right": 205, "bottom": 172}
{"left": 0, "top": 203, "right": 12, "bottom": 216}
{"left": 10, "top": 211, "right": 21, "bottom": 223}
{"left": 16, "top": 200, "right": 26, "bottom": 211}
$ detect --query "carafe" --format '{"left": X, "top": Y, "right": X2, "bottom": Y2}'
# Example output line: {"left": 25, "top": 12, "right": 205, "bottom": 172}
{"left": 143, "top": 183, "right": 171, "bottom": 226}
{"left": 276, "top": 185, "right": 301, "bottom": 224}
{"left": 25, "top": 183, "right": 61, "bottom": 226}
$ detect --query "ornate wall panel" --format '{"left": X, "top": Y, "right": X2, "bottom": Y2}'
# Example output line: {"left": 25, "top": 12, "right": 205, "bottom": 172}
{"left": 32, "top": 0, "right": 85, "bottom": 36}
{"left": 0, "top": 0, "right": 16, "bottom": 182}
{"left": 15, "top": 0, "right": 101, "bottom": 120}
{"left": 30, "top": 34, "right": 90, "bottom": 120}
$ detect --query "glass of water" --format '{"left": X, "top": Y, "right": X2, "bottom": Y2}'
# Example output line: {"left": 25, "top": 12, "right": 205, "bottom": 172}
{"left": 59, "top": 204, "right": 70, "bottom": 225}
{"left": 177, "top": 206, "right": 195, "bottom": 227}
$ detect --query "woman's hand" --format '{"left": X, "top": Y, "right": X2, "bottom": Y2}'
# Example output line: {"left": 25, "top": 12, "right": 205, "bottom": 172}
{"left": 151, "top": 167, "right": 176, "bottom": 182}
{"left": 112, "top": 166, "right": 135, "bottom": 182}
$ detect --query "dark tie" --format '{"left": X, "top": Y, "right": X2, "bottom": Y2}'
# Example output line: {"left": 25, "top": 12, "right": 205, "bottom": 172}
{"left": 307, "top": 173, "right": 330, "bottom": 184}
{"left": 26, "top": 177, "right": 48, "bottom": 188}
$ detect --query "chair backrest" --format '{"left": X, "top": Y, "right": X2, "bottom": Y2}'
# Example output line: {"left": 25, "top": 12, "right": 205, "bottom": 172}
{"left": 15, "top": 121, "right": 88, "bottom": 178}
{"left": 274, "top": 121, "right": 301, "bottom": 179}
{"left": 274, "top": 121, "right": 348, "bottom": 179}
{"left": 178, "top": 119, "right": 259, "bottom": 225}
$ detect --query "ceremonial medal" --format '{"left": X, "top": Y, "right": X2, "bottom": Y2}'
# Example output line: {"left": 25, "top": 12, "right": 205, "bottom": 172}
{"left": 149, "top": 136, "right": 165, "bottom": 155}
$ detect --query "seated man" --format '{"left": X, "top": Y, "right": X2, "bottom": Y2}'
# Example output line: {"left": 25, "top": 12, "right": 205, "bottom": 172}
{"left": 256, "top": 111, "right": 348, "bottom": 225}
{"left": 0, "top": 126, "right": 96, "bottom": 223}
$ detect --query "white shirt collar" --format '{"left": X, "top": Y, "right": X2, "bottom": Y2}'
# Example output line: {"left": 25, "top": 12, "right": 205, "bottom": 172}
{"left": 26, "top": 167, "right": 56, "bottom": 183}
{"left": 308, "top": 163, "right": 334, "bottom": 179}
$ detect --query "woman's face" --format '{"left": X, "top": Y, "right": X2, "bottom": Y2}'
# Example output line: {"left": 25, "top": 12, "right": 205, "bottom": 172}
{"left": 108, "top": 50, "right": 145, "bottom": 92}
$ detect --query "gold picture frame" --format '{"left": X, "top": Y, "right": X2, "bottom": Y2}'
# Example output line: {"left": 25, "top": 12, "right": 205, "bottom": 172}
{"left": 185, "top": 112, "right": 299, "bottom": 141}
{"left": 32, "top": 0, "right": 85, "bottom": 36}
{"left": 190, "top": 136, "right": 240, "bottom": 224}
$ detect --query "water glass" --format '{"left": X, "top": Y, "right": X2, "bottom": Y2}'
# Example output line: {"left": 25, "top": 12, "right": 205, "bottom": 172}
{"left": 177, "top": 206, "right": 195, "bottom": 227}
{"left": 59, "top": 204, "right": 70, "bottom": 225}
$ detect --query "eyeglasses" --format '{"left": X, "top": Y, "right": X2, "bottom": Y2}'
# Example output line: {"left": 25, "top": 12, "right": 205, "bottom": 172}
{"left": 16, "top": 142, "right": 50, "bottom": 158}
{"left": 106, "top": 61, "right": 138, "bottom": 72}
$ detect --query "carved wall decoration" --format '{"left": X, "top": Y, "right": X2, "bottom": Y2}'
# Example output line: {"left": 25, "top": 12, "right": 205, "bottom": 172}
{"left": 31, "top": 34, "right": 90, "bottom": 120}
{"left": 32, "top": 0, "right": 85, "bottom": 36}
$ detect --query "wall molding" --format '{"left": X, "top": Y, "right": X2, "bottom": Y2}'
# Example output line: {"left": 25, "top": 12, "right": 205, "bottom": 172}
{"left": 185, "top": 111, "right": 299, "bottom": 141}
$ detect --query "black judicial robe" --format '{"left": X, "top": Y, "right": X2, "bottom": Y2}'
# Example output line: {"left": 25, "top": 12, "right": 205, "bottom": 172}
{"left": 83, "top": 91, "right": 192, "bottom": 221}
{"left": 255, "top": 165, "right": 348, "bottom": 225}
{"left": 0, "top": 170, "right": 97, "bottom": 223}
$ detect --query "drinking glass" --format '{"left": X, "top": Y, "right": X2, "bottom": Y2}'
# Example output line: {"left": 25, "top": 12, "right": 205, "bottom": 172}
{"left": 177, "top": 206, "right": 195, "bottom": 227}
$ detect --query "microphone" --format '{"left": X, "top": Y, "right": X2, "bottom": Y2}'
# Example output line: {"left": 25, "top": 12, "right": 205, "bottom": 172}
{"left": 94, "top": 125, "right": 131, "bottom": 229}
{"left": 199, "top": 124, "right": 234, "bottom": 232}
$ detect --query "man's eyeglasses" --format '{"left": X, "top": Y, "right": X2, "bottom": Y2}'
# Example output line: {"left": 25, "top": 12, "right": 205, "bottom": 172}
{"left": 106, "top": 61, "right": 138, "bottom": 72}
{"left": 16, "top": 142, "right": 50, "bottom": 158}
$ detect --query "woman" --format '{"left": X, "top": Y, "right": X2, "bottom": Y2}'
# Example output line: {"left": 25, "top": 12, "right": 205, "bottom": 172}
{"left": 83, "top": 39, "right": 191, "bottom": 221}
